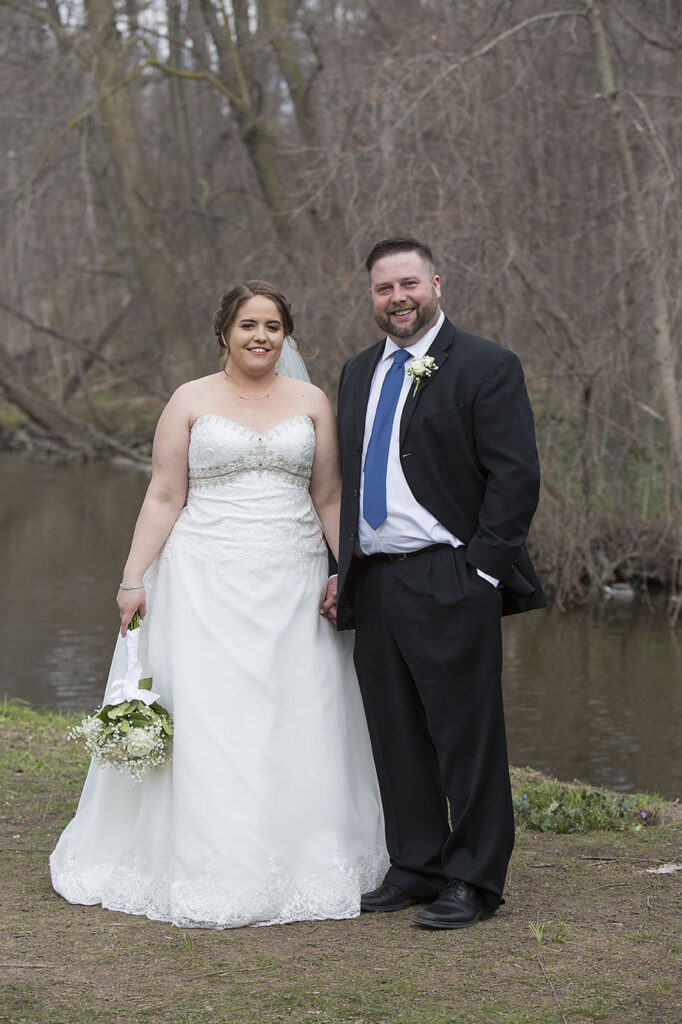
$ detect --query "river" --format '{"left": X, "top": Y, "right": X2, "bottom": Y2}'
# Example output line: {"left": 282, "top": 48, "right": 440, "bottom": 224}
{"left": 2, "top": 453, "right": 680, "bottom": 800}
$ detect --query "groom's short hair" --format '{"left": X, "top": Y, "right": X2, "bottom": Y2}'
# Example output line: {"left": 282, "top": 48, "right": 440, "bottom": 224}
{"left": 365, "top": 237, "right": 435, "bottom": 277}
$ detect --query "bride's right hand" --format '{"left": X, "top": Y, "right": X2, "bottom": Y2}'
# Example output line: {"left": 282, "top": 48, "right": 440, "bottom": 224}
{"left": 117, "top": 587, "right": 147, "bottom": 636}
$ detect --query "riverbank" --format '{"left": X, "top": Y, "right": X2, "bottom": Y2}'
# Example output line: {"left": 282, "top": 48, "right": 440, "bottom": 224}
{"left": 3, "top": 402, "right": 682, "bottom": 605}
{"left": 2, "top": 703, "right": 681, "bottom": 1024}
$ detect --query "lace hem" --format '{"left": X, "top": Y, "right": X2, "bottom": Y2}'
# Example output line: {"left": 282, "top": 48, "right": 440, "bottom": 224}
{"left": 50, "top": 847, "right": 389, "bottom": 930}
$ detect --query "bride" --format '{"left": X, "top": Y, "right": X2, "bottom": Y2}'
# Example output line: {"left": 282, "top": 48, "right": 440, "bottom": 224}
{"left": 50, "top": 281, "right": 387, "bottom": 928}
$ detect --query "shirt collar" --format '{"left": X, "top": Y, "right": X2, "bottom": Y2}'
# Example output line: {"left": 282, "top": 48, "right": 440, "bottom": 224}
{"left": 381, "top": 310, "right": 445, "bottom": 363}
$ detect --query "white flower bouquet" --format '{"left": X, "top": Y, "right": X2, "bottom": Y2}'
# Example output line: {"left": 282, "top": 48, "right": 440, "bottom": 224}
{"left": 70, "top": 612, "right": 173, "bottom": 783}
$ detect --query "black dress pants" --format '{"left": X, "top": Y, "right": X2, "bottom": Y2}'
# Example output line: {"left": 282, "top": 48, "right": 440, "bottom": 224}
{"left": 352, "top": 544, "right": 514, "bottom": 910}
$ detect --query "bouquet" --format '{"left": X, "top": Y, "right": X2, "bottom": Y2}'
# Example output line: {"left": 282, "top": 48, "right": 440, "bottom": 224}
{"left": 70, "top": 612, "right": 173, "bottom": 782}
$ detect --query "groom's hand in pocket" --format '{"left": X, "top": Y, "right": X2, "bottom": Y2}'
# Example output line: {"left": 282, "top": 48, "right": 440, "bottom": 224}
{"left": 320, "top": 575, "right": 338, "bottom": 625}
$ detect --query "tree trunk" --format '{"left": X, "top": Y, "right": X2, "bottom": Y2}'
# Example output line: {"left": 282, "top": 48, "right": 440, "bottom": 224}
{"left": 85, "top": 0, "right": 195, "bottom": 386}
{"left": 584, "top": 0, "right": 682, "bottom": 477}
{"left": 0, "top": 344, "right": 150, "bottom": 465}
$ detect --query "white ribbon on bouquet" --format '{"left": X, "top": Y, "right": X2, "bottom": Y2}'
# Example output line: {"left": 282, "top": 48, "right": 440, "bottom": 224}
{"left": 107, "top": 627, "right": 160, "bottom": 707}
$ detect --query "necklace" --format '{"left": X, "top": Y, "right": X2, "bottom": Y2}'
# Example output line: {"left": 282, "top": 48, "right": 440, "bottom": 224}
{"left": 224, "top": 371, "right": 276, "bottom": 401}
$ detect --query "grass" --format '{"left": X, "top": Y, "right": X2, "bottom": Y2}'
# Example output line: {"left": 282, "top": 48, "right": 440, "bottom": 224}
{"left": 1, "top": 700, "right": 681, "bottom": 1024}
{"left": 510, "top": 765, "right": 663, "bottom": 834}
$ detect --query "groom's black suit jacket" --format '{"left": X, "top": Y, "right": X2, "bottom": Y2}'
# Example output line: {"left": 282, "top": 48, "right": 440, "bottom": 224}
{"left": 336, "top": 316, "right": 546, "bottom": 630}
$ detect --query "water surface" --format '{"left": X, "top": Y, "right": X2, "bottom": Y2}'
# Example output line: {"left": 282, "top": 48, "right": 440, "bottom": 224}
{"left": 1, "top": 453, "right": 680, "bottom": 800}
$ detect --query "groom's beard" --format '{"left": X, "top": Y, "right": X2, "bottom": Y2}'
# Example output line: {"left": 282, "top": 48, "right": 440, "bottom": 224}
{"left": 374, "top": 288, "right": 440, "bottom": 340}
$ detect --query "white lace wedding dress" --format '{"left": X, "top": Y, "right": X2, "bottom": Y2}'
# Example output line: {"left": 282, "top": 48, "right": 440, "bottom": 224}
{"left": 50, "top": 414, "right": 387, "bottom": 928}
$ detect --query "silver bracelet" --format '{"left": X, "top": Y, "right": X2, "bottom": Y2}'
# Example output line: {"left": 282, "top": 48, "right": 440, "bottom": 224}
{"left": 119, "top": 582, "right": 144, "bottom": 591}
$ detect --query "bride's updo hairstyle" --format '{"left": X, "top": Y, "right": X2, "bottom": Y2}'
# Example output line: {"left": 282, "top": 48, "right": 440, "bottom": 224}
{"left": 213, "top": 281, "right": 295, "bottom": 368}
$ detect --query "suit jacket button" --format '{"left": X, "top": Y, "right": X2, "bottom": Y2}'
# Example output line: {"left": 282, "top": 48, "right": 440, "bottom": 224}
{"left": 353, "top": 489, "right": 359, "bottom": 497}
{"left": 355, "top": 444, "right": 362, "bottom": 452}
{"left": 348, "top": 532, "right": 357, "bottom": 542}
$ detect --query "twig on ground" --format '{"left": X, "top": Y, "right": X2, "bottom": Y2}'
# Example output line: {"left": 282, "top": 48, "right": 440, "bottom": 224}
{"left": 536, "top": 955, "right": 568, "bottom": 1024}
{"left": 0, "top": 962, "right": 61, "bottom": 969}
{"left": 41, "top": 788, "right": 55, "bottom": 822}
{"left": 192, "top": 966, "right": 270, "bottom": 980}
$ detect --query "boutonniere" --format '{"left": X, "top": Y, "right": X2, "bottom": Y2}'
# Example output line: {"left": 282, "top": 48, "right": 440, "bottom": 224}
{"left": 406, "top": 355, "right": 438, "bottom": 397}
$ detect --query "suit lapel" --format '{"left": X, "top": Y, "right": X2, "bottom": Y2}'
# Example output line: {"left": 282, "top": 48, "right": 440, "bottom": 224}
{"left": 399, "top": 317, "right": 456, "bottom": 445}
{"left": 352, "top": 340, "right": 385, "bottom": 445}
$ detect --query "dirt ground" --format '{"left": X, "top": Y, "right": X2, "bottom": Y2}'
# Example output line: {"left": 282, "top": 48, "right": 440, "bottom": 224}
{"left": 1, "top": 708, "right": 681, "bottom": 1024}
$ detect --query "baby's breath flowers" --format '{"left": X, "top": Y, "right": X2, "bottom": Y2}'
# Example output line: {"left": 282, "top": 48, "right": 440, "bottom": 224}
{"left": 406, "top": 355, "right": 438, "bottom": 396}
{"left": 69, "top": 611, "right": 173, "bottom": 783}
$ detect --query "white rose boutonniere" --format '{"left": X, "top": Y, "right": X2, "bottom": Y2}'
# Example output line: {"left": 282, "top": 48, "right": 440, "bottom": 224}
{"left": 406, "top": 355, "right": 438, "bottom": 397}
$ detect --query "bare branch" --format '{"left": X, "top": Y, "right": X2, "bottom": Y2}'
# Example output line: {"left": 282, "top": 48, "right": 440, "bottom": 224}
{"left": 612, "top": 6, "right": 682, "bottom": 52}
{"left": 404, "top": 10, "right": 584, "bottom": 116}
{"left": 21, "top": 53, "right": 239, "bottom": 194}
{"left": 0, "top": 297, "right": 168, "bottom": 400}
{"left": 0, "top": 0, "right": 91, "bottom": 62}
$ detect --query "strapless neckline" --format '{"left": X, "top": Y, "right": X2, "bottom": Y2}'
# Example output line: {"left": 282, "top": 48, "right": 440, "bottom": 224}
{"left": 191, "top": 413, "right": 313, "bottom": 438}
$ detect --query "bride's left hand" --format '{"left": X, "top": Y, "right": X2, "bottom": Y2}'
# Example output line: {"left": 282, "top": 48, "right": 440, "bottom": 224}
{"left": 320, "top": 575, "right": 337, "bottom": 625}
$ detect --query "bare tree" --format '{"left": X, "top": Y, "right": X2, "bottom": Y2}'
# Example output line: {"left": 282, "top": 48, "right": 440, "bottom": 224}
{"left": 1, "top": 0, "right": 680, "bottom": 602}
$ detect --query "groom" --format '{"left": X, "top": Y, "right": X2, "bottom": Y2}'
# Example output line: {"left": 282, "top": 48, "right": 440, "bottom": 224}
{"left": 330, "top": 237, "right": 545, "bottom": 929}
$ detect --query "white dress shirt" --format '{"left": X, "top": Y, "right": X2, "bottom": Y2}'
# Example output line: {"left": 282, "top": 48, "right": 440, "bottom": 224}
{"left": 357, "top": 312, "right": 498, "bottom": 586}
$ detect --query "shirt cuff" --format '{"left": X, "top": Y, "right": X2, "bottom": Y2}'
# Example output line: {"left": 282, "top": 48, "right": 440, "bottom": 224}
{"left": 476, "top": 568, "right": 499, "bottom": 588}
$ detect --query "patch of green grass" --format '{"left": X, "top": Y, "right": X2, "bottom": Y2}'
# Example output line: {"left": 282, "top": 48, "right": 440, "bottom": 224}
{"left": 528, "top": 913, "right": 549, "bottom": 948}
{"left": 0, "top": 699, "right": 88, "bottom": 825}
{"left": 570, "top": 988, "right": 620, "bottom": 1020}
{"left": 0, "top": 696, "right": 81, "bottom": 732}
{"left": 511, "top": 766, "right": 662, "bottom": 834}
{"left": 0, "top": 404, "right": 26, "bottom": 426}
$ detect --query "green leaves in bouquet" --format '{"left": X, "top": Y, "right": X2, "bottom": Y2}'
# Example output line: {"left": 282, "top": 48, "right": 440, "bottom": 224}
{"left": 159, "top": 715, "right": 173, "bottom": 736}
{"left": 95, "top": 703, "right": 127, "bottom": 734}
{"left": 149, "top": 701, "right": 174, "bottom": 736}
{"left": 95, "top": 697, "right": 174, "bottom": 738}
{"left": 106, "top": 703, "right": 131, "bottom": 719}
{"left": 128, "top": 711, "right": 152, "bottom": 727}
{"left": 129, "top": 611, "right": 142, "bottom": 631}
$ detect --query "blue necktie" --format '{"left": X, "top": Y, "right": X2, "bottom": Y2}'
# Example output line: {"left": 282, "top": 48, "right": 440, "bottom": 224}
{"left": 363, "top": 348, "right": 411, "bottom": 529}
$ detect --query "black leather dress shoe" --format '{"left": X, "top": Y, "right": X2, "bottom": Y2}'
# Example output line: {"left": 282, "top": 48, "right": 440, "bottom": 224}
{"left": 413, "top": 879, "right": 495, "bottom": 929}
{"left": 360, "top": 882, "right": 419, "bottom": 913}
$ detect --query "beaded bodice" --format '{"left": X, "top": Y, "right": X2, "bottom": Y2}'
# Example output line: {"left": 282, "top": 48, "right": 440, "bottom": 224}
{"left": 188, "top": 414, "right": 314, "bottom": 491}
{"left": 156, "top": 414, "right": 326, "bottom": 576}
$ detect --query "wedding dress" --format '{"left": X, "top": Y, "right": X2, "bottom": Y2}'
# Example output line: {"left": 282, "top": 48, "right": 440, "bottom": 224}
{"left": 50, "top": 414, "right": 388, "bottom": 928}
